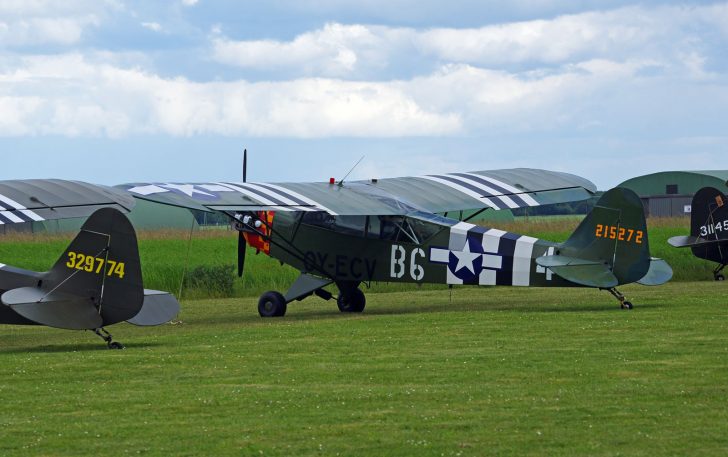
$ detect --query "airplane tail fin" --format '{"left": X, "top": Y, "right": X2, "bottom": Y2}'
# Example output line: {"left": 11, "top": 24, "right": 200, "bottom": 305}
{"left": 536, "top": 187, "right": 672, "bottom": 288}
{"left": 668, "top": 187, "right": 728, "bottom": 268}
{"left": 2, "top": 208, "right": 179, "bottom": 330}
{"left": 690, "top": 187, "right": 728, "bottom": 241}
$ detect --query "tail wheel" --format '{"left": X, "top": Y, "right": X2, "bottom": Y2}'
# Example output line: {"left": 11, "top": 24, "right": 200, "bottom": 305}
{"left": 258, "top": 291, "right": 287, "bottom": 318}
{"left": 715, "top": 274, "right": 725, "bottom": 282}
{"left": 337, "top": 288, "right": 366, "bottom": 313}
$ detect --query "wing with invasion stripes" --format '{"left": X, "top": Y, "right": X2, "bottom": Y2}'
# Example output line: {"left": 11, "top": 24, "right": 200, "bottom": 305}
{"left": 0, "top": 180, "right": 135, "bottom": 225}
{"left": 119, "top": 168, "right": 596, "bottom": 217}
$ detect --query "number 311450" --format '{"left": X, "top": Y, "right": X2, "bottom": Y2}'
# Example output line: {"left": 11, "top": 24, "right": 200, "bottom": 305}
{"left": 595, "top": 225, "right": 644, "bottom": 244}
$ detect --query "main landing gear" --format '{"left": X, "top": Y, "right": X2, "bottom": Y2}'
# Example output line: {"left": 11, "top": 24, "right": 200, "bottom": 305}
{"left": 606, "top": 288, "right": 634, "bottom": 310}
{"left": 714, "top": 265, "right": 726, "bottom": 282}
{"left": 94, "top": 328, "right": 125, "bottom": 350}
{"left": 336, "top": 284, "right": 366, "bottom": 313}
{"left": 256, "top": 274, "right": 367, "bottom": 318}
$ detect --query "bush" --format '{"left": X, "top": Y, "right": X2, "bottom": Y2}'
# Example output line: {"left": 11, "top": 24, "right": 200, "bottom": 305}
{"left": 183, "top": 264, "right": 235, "bottom": 298}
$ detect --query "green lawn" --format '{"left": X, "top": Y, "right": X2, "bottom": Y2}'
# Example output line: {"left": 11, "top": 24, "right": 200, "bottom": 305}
{"left": 0, "top": 282, "right": 726, "bottom": 456}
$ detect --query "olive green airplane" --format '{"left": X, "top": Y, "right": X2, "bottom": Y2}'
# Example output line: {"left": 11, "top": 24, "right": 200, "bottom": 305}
{"left": 0, "top": 180, "right": 180, "bottom": 348}
{"left": 669, "top": 186, "right": 727, "bottom": 281}
{"left": 120, "top": 159, "right": 672, "bottom": 317}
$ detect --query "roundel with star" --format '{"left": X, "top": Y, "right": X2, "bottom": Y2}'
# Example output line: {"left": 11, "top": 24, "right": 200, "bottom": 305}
{"left": 449, "top": 236, "right": 485, "bottom": 282}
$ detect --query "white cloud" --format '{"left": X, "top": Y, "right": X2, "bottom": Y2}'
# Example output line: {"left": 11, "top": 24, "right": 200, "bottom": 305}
{"left": 0, "top": 51, "right": 677, "bottom": 139}
{"left": 182, "top": 0, "right": 199, "bottom": 6}
{"left": 0, "top": 0, "right": 120, "bottom": 47}
{"left": 142, "top": 21, "right": 162, "bottom": 32}
{"left": 0, "top": 16, "right": 100, "bottom": 46}
{"left": 211, "top": 4, "right": 727, "bottom": 79}
{"left": 0, "top": 54, "right": 462, "bottom": 138}
{"left": 212, "top": 23, "right": 402, "bottom": 77}
{"left": 0, "top": 0, "right": 119, "bottom": 16}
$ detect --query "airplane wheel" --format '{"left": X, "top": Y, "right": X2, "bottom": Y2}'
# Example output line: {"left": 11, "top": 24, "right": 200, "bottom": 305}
{"left": 715, "top": 274, "right": 725, "bottom": 281}
{"left": 259, "top": 291, "right": 287, "bottom": 318}
{"left": 621, "top": 301, "right": 634, "bottom": 310}
{"left": 108, "top": 342, "right": 125, "bottom": 350}
{"left": 337, "top": 288, "right": 366, "bottom": 313}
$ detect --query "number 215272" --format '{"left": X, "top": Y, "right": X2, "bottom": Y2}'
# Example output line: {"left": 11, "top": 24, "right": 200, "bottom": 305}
{"left": 595, "top": 225, "right": 644, "bottom": 244}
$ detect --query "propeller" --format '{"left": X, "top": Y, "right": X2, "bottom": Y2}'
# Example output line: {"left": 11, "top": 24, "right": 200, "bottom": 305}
{"left": 243, "top": 148, "right": 248, "bottom": 183}
{"left": 238, "top": 149, "right": 248, "bottom": 278}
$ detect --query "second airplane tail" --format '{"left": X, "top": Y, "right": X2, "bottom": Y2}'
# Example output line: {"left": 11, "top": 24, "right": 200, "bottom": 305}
{"left": 537, "top": 187, "right": 672, "bottom": 288}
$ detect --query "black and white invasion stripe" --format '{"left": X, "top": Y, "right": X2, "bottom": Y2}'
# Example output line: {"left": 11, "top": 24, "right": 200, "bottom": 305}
{"left": 217, "top": 182, "right": 335, "bottom": 214}
{"left": 420, "top": 173, "right": 539, "bottom": 209}
{"left": 0, "top": 193, "right": 44, "bottom": 225}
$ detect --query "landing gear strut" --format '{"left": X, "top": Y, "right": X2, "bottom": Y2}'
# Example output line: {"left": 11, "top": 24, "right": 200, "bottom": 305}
{"left": 607, "top": 288, "right": 633, "bottom": 310}
{"left": 714, "top": 264, "right": 726, "bottom": 282}
{"left": 94, "top": 328, "right": 125, "bottom": 350}
{"left": 257, "top": 273, "right": 335, "bottom": 318}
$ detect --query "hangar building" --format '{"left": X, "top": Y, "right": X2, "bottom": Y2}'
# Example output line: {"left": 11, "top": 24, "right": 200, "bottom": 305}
{"left": 619, "top": 171, "right": 728, "bottom": 218}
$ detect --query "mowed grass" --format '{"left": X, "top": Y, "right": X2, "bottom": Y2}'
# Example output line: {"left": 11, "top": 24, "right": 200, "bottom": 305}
{"left": 0, "top": 282, "right": 727, "bottom": 456}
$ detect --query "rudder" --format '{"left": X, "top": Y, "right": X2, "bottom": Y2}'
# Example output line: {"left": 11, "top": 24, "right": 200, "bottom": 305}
{"left": 559, "top": 187, "right": 652, "bottom": 285}
{"left": 44, "top": 207, "right": 144, "bottom": 326}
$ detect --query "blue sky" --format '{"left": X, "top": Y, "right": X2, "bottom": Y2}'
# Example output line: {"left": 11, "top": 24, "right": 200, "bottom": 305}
{"left": 1, "top": 0, "right": 726, "bottom": 188}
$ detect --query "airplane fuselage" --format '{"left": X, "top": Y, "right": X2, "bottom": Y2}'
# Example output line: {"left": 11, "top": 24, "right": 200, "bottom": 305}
{"left": 264, "top": 212, "right": 579, "bottom": 288}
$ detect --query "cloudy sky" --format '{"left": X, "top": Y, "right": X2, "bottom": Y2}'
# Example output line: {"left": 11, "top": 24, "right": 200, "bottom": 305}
{"left": 1, "top": 0, "right": 726, "bottom": 189}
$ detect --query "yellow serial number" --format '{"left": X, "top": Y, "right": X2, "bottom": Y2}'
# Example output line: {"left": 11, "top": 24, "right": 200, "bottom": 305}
{"left": 66, "top": 252, "right": 126, "bottom": 279}
{"left": 595, "top": 224, "right": 644, "bottom": 244}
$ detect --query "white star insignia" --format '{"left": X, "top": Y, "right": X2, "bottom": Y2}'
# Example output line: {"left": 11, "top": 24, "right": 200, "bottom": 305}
{"left": 452, "top": 241, "right": 481, "bottom": 274}
{"left": 162, "top": 184, "right": 215, "bottom": 197}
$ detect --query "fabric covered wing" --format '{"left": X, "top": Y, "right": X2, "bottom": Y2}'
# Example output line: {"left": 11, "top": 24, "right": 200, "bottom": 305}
{"left": 120, "top": 168, "right": 596, "bottom": 217}
{"left": 0, "top": 179, "right": 135, "bottom": 225}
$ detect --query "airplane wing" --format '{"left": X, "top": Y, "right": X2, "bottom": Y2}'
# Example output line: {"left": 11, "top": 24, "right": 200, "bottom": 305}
{"left": 119, "top": 168, "right": 597, "bottom": 217}
{"left": 0, "top": 179, "right": 135, "bottom": 225}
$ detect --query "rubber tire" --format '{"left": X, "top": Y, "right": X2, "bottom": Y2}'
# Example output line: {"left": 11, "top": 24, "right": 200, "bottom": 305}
{"left": 258, "top": 291, "right": 287, "bottom": 318}
{"left": 715, "top": 274, "right": 725, "bottom": 282}
{"left": 622, "top": 301, "right": 634, "bottom": 310}
{"left": 108, "top": 342, "right": 125, "bottom": 350}
{"left": 337, "top": 288, "right": 366, "bottom": 313}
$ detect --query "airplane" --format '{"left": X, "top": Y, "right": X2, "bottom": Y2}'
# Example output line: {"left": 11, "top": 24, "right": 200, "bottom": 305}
{"left": 668, "top": 187, "right": 727, "bottom": 281}
{"left": 120, "top": 160, "right": 672, "bottom": 317}
{"left": 0, "top": 179, "right": 181, "bottom": 349}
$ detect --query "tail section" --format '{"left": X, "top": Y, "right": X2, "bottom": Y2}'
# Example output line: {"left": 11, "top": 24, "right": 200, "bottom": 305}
{"left": 2, "top": 208, "right": 179, "bottom": 330}
{"left": 690, "top": 187, "right": 728, "bottom": 243}
{"left": 668, "top": 187, "right": 728, "bottom": 275}
{"left": 536, "top": 188, "right": 672, "bottom": 287}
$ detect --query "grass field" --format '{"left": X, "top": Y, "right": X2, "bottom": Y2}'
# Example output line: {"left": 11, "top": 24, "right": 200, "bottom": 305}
{"left": 0, "top": 282, "right": 726, "bottom": 456}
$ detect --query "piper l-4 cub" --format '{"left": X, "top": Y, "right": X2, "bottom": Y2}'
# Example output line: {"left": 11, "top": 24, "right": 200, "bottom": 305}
{"left": 0, "top": 180, "right": 180, "bottom": 348}
{"left": 121, "top": 163, "right": 672, "bottom": 317}
{"left": 669, "top": 186, "right": 728, "bottom": 281}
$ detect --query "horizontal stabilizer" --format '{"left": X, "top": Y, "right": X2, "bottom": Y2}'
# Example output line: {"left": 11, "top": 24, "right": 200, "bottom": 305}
{"left": 536, "top": 255, "right": 604, "bottom": 268}
{"left": 536, "top": 255, "right": 618, "bottom": 288}
{"left": 127, "top": 290, "right": 181, "bottom": 327}
{"left": 637, "top": 258, "right": 673, "bottom": 286}
{"left": 668, "top": 235, "right": 726, "bottom": 248}
{"left": 1, "top": 287, "right": 102, "bottom": 330}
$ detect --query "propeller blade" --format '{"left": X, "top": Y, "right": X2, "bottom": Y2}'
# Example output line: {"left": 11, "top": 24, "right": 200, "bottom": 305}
{"left": 243, "top": 149, "right": 248, "bottom": 183}
{"left": 238, "top": 231, "right": 247, "bottom": 278}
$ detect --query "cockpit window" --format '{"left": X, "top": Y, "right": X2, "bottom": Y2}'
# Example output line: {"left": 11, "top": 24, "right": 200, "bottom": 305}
{"left": 301, "top": 213, "right": 447, "bottom": 244}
